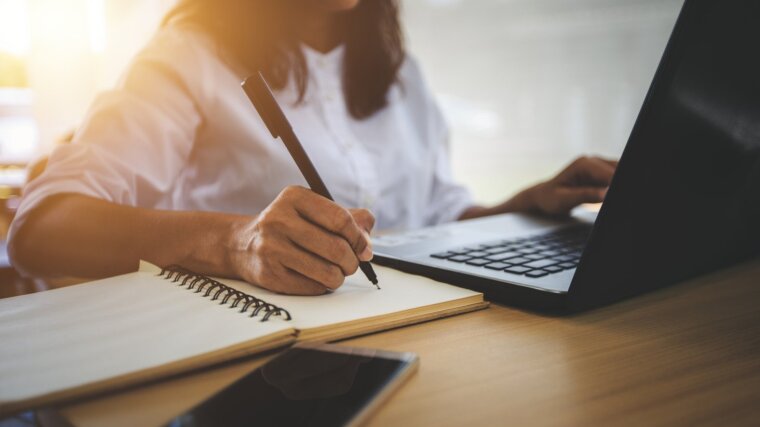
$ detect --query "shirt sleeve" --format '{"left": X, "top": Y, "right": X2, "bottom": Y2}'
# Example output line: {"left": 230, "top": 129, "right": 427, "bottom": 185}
{"left": 9, "top": 26, "right": 206, "bottom": 242}
{"left": 418, "top": 70, "right": 474, "bottom": 226}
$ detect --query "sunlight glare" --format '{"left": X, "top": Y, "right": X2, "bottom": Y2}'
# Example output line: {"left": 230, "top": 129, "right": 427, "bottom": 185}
{"left": 87, "top": 0, "right": 106, "bottom": 53}
{"left": 0, "top": 0, "right": 31, "bottom": 55}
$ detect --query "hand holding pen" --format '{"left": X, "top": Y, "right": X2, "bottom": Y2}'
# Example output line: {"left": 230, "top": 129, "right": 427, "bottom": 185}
{"left": 242, "top": 72, "right": 380, "bottom": 291}
{"left": 227, "top": 186, "right": 376, "bottom": 295}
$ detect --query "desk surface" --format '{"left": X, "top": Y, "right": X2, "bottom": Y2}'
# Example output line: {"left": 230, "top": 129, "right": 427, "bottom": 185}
{"left": 52, "top": 259, "right": 760, "bottom": 427}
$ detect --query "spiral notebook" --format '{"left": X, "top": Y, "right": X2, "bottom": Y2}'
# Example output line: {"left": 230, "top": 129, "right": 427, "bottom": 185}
{"left": 0, "top": 261, "right": 486, "bottom": 416}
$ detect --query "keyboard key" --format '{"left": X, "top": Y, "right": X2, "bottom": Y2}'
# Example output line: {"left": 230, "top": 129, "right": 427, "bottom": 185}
{"left": 484, "top": 246, "right": 509, "bottom": 254}
{"left": 523, "top": 259, "right": 558, "bottom": 269}
{"left": 433, "top": 224, "right": 591, "bottom": 270}
{"left": 465, "top": 258, "right": 491, "bottom": 266}
{"left": 501, "top": 238, "right": 525, "bottom": 245}
{"left": 480, "top": 241, "right": 504, "bottom": 248}
{"left": 486, "top": 251, "right": 521, "bottom": 261}
{"left": 431, "top": 252, "right": 454, "bottom": 259}
{"left": 484, "top": 262, "right": 511, "bottom": 270}
{"left": 525, "top": 270, "right": 549, "bottom": 278}
{"left": 448, "top": 248, "right": 470, "bottom": 255}
{"left": 539, "top": 250, "right": 561, "bottom": 257}
{"left": 504, "top": 266, "right": 531, "bottom": 274}
{"left": 465, "top": 251, "right": 488, "bottom": 257}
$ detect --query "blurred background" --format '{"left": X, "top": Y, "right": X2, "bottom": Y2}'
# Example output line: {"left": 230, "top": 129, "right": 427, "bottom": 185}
{"left": 0, "top": 0, "right": 683, "bottom": 204}
{"left": 405, "top": 0, "right": 683, "bottom": 202}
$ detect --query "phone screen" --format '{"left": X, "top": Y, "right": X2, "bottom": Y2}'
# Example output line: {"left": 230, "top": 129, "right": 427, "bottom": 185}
{"left": 165, "top": 346, "right": 414, "bottom": 427}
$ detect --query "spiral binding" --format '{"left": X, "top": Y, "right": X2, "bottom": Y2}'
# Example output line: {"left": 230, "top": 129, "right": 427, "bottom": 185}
{"left": 158, "top": 265, "right": 292, "bottom": 322}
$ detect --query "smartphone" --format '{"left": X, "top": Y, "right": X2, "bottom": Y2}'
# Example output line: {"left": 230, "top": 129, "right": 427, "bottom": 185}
{"left": 165, "top": 342, "right": 419, "bottom": 427}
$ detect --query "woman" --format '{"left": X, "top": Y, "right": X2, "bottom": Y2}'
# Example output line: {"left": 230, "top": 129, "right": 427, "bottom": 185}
{"left": 8, "top": 0, "right": 616, "bottom": 295}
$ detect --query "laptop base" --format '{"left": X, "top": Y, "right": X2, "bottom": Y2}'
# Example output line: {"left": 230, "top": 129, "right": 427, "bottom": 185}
{"left": 372, "top": 255, "right": 570, "bottom": 313}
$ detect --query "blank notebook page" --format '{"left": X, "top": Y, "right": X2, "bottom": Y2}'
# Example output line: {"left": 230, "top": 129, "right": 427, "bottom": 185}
{"left": 216, "top": 264, "right": 484, "bottom": 333}
{"left": 0, "top": 268, "right": 293, "bottom": 407}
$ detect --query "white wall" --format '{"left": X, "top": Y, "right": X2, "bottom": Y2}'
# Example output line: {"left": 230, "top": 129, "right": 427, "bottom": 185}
{"left": 404, "top": 0, "right": 684, "bottom": 203}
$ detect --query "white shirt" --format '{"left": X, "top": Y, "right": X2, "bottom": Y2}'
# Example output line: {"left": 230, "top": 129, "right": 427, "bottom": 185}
{"left": 10, "top": 25, "right": 473, "bottom": 241}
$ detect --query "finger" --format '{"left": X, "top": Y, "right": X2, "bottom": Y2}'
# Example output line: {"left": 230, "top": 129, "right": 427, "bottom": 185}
{"left": 356, "top": 230, "right": 373, "bottom": 262}
{"left": 279, "top": 243, "right": 346, "bottom": 290}
{"left": 556, "top": 186, "right": 607, "bottom": 211}
{"left": 277, "top": 266, "right": 330, "bottom": 296}
{"left": 289, "top": 190, "right": 370, "bottom": 259}
{"left": 286, "top": 219, "right": 359, "bottom": 276}
{"left": 586, "top": 157, "right": 616, "bottom": 183}
{"left": 570, "top": 156, "right": 616, "bottom": 186}
{"left": 599, "top": 157, "right": 619, "bottom": 168}
{"left": 349, "top": 208, "right": 375, "bottom": 233}
{"left": 348, "top": 208, "right": 375, "bottom": 262}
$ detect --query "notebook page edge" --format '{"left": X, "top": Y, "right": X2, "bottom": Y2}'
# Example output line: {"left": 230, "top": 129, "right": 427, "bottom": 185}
{"left": 0, "top": 330, "right": 296, "bottom": 417}
{"left": 297, "top": 299, "right": 489, "bottom": 342}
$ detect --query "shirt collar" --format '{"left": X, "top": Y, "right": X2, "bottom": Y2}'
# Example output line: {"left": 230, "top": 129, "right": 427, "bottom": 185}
{"left": 301, "top": 43, "right": 345, "bottom": 77}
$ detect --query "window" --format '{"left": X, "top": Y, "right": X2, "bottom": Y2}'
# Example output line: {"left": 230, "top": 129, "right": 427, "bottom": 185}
{"left": 0, "top": 0, "right": 35, "bottom": 163}
{"left": 0, "top": 0, "right": 174, "bottom": 164}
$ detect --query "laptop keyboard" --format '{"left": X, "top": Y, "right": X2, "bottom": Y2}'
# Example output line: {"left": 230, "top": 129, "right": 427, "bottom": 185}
{"left": 429, "top": 224, "right": 591, "bottom": 279}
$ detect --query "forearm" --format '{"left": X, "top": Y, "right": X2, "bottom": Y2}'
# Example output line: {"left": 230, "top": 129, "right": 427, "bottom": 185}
{"left": 458, "top": 186, "right": 539, "bottom": 220}
{"left": 9, "top": 193, "right": 250, "bottom": 280}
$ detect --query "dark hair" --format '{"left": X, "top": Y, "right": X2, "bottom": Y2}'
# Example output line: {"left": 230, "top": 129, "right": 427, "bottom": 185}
{"left": 162, "top": 0, "right": 404, "bottom": 119}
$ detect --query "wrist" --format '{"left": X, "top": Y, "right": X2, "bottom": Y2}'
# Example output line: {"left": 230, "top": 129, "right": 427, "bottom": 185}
{"left": 517, "top": 184, "right": 543, "bottom": 213}
{"left": 223, "top": 214, "right": 257, "bottom": 279}
{"left": 458, "top": 184, "right": 544, "bottom": 221}
{"left": 163, "top": 211, "right": 254, "bottom": 279}
{"left": 500, "top": 184, "right": 541, "bottom": 214}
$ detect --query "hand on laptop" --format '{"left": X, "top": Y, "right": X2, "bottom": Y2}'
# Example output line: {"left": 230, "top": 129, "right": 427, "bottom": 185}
{"left": 460, "top": 156, "right": 618, "bottom": 220}
{"left": 524, "top": 156, "right": 618, "bottom": 216}
{"left": 231, "top": 186, "right": 375, "bottom": 295}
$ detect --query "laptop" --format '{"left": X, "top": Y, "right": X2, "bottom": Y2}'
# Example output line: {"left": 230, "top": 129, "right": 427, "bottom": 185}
{"left": 373, "top": 0, "right": 760, "bottom": 312}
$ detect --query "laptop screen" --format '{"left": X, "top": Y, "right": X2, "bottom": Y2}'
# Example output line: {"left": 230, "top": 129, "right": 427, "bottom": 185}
{"left": 571, "top": 0, "right": 760, "bottom": 308}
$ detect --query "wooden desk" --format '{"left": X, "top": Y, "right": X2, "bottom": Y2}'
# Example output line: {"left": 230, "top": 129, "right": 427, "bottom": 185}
{"left": 50, "top": 259, "right": 760, "bottom": 427}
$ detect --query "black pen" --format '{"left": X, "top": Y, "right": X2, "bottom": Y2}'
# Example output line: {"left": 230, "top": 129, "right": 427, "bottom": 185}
{"left": 242, "top": 72, "right": 379, "bottom": 289}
